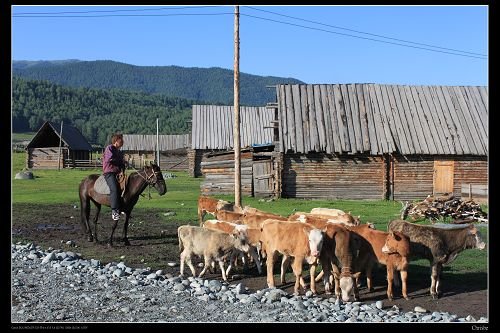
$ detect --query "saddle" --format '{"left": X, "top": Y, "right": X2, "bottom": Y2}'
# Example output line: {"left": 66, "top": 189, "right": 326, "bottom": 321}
{"left": 94, "top": 172, "right": 128, "bottom": 196}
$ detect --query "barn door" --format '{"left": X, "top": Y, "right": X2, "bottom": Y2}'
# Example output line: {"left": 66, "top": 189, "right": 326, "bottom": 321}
{"left": 433, "top": 160, "right": 454, "bottom": 195}
{"left": 253, "top": 159, "right": 274, "bottom": 197}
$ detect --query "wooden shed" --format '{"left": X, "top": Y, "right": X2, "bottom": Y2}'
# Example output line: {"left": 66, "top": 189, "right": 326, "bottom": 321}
{"left": 189, "top": 105, "right": 275, "bottom": 177}
{"left": 26, "top": 121, "right": 94, "bottom": 169}
{"left": 121, "top": 134, "right": 190, "bottom": 170}
{"left": 272, "top": 84, "right": 488, "bottom": 202}
{"left": 190, "top": 105, "right": 279, "bottom": 197}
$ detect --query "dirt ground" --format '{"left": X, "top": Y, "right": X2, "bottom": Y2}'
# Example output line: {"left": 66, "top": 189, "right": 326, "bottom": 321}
{"left": 11, "top": 203, "right": 488, "bottom": 320}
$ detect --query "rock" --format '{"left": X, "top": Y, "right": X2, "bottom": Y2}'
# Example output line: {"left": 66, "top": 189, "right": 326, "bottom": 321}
{"left": 375, "top": 300, "right": 383, "bottom": 309}
{"left": 15, "top": 171, "right": 34, "bottom": 180}
{"left": 414, "top": 306, "right": 427, "bottom": 313}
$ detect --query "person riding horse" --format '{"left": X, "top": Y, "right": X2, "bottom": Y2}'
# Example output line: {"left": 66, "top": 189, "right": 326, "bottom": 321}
{"left": 103, "top": 133, "right": 126, "bottom": 221}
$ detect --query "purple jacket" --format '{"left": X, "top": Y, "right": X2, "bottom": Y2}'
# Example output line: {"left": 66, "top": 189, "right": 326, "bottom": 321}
{"left": 102, "top": 144, "right": 125, "bottom": 174}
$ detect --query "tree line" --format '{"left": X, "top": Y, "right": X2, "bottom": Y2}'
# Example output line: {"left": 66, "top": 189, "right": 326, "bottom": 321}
{"left": 12, "top": 77, "right": 199, "bottom": 146}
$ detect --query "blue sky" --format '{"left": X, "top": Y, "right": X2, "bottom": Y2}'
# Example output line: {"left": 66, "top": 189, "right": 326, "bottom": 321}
{"left": 12, "top": 5, "right": 488, "bottom": 86}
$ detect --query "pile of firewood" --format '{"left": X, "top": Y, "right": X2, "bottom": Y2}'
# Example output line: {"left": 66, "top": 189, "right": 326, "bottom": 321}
{"left": 400, "top": 194, "right": 488, "bottom": 223}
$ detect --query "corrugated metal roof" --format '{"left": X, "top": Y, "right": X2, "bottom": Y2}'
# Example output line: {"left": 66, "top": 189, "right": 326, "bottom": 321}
{"left": 191, "top": 105, "right": 274, "bottom": 149}
{"left": 27, "top": 121, "right": 93, "bottom": 150}
{"left": 122, "top": 134, "right": 190, "bottom": 151}
{"left": 276, "top": 84, "right": 488, "bottom": 155}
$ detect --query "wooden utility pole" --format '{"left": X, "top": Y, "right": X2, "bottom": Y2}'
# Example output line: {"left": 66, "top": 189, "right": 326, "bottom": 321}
{"left": 156, "top": 118, "right": 160, "bottom": 168}
{"left": 233, "top": 5, "right": 241, "bottom": 207}
{"left": 57, "top": 120, "right": 63, "bottom": 170}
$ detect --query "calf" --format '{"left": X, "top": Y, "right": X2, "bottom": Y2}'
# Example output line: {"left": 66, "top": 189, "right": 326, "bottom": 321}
{"left": 197, "top": 196, "right": 235, "bottom": 226}
{"left": 347, "top": 224, "right": 410, "bottom": 300}
{"left": 388, "top": 219, "right": 486, "bottom": 299}
{"left": 289, "top": 212, "right": 358, "bottom": 227}
{"left": 177, "top": 225, "right": 250, "bottom": 281}
{"left": 260, "top": 220, "right": 324, "bottom": 295}
{"left": 242, "top": 212, "right": 288, "bottom": 229}
{"left": 202, "top": 220, "right": 262, "bottom": 275}
{"left": 315, "top": 223, "right": 363, "bottom": 302}
{"left": 310, "top": 207, "right": 346, "bottom": 216}
{"left": 215, "top": 209, "right": 244, "bottom": 223}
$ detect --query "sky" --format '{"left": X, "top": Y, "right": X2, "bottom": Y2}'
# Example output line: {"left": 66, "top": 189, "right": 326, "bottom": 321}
{"left": 11, "top": 5, "right": 488, "bottom": 86}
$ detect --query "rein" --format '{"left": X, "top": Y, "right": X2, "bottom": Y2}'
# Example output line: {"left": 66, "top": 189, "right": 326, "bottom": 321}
{"left": 130, "top": 166, "right": 161, "bottom": 199}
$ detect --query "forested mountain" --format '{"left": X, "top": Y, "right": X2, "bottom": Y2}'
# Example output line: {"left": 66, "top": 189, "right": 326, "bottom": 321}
{"left": 12, "top": 77, "right": 198, "bottom": 146}
{"left": 13, "top": 60, "right": 304, "bottom": 106}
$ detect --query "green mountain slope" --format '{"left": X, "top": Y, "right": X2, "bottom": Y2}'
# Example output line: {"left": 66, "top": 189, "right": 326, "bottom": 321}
{"left": 13, "top": 60, "right": 304, "bottom": 106}
{"left": 12, "top": 77, "right": 198, "bottom": 146}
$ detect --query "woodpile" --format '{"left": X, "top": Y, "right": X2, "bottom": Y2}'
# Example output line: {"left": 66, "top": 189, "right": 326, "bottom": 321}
{"left": 400, "top": 194, "right": 488, "bottom": 223}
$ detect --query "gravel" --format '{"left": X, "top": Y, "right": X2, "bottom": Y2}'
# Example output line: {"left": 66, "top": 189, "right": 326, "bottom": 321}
{"left": 11, "top": 242, "right": 489, "bottom": 323}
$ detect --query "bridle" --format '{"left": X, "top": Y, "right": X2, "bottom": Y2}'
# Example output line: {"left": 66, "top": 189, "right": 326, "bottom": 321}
{"left": 137, "top": 166, "right": 163, "bottom": 186}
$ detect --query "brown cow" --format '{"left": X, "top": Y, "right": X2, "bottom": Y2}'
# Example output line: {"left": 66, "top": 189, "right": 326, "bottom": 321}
{"left": 177, "top": 225, "right": 250, "bottom": 281}
{"left": 242, "top": 212, "right": 288, "bottom": 229}
{"left": 260, "top": 220, "right": 324, "bottom": 295}
{"left": 289, "top": 212, "right": 358, "bottom": 226}
{"left": 215, "top": 210, "right": 244, "bottom": 223}
{"left": 388, "top": 219, "right": 486, "bottom": 299}
{"left": 347, "top": 223, "right": 411, "bottom": 300}
{"left": 313, "top": 223, "right": 363, "bottom": 302}
{"left": 197, "top": 196, "right": 236, "bottom": 225}
{"left": 202, "top": 220, "right": 262, "bottom": 275}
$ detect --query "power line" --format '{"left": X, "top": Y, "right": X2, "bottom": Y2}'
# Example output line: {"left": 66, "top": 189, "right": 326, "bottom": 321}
{"left": 13, "top": 5, "right": 220, "bottom": 15}
{"left": 245, "top": 6, "right": 486, "bottom": 57}
{"left": 13, "top": 13, "right": 233, "bottom": 18}
{"left": 241, "top": 13, "right": 486, "bottom": 60}
{"left": 12, "top": 6, "right": 486, "bottom": 60}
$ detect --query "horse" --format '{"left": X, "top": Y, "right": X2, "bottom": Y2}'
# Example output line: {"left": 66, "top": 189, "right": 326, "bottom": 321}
{"left": 78, "top": 162, "right": 167, "bottom": 246}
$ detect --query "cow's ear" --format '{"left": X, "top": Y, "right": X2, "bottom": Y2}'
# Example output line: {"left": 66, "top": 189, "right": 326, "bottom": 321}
{"left": 468, "top": 226, "right": 477, "bottom": 235}
{"left": 353, "top": 272, "right": 362, "bottom": 279}
{"left": 389, "top": 231, "right": 395, "bottom": 237}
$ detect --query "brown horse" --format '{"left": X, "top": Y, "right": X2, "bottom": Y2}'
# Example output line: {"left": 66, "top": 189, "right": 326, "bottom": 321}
{"left": 78, "top": 163, "right": 167, "bottom": 246}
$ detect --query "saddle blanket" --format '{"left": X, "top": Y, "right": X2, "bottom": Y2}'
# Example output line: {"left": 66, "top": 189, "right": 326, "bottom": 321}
{"left": 94, "top": 174, "right": 127, "bottom": 196}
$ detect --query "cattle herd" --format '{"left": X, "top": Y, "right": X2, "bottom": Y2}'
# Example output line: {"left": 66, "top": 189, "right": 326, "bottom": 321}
{"left": 177, "top": 196, "right": 486, "bottom": 303}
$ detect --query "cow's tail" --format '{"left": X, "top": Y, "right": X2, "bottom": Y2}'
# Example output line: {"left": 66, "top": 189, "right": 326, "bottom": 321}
{"left": 178, "top": 228, "right": 184, "bottom": 254}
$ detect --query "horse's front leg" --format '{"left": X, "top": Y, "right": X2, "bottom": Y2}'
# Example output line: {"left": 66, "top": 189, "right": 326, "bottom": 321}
{"left": 92, "top": 203, "right": 101, "bottom": 243}
{"left": 122, "top": 212, "right": 131, "bottom": 246}
{"left": 108, "top": 218, "right": 119, "bottom": 247}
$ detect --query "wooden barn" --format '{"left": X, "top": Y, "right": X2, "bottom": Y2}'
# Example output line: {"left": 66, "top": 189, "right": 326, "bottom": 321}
{"left": 270, "top": 83, "right": 488, "bottom": 202}
{"left": 189, "top": 104, "right": 275, "bottom": 177}
{"left": 26, "top": 121, "right": 94, "bottom": 169}
{"left": 190, "top": 105, "right": 278, "bottom": 197}
{"left": 121, "top": 134, "right": 190, "bottom": 170}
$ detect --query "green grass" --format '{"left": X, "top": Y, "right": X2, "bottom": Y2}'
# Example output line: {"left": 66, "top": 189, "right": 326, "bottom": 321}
{"left": 12, "top": 132, "right": 36, "bottom": 143}
{"left": 11, "top": 151, "right": 488, "bottom": 279}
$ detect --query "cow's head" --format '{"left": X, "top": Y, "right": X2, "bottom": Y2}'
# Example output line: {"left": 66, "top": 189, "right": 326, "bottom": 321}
{"left": 334, "top": 268, "right": 361, "bottom": 302}
{"left": 232, "top": 228, "right": 250, "bottom": 253}
{"left": 467, "top": 225, "right": 486, "bottom": 250}
{"left": 382, "top": 231, "right": 410, "bottom": 257}
{"left": 303, "top": 227, "right": 324, "bottom": 264}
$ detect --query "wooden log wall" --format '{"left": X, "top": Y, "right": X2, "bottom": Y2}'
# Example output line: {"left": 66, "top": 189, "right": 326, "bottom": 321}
{"left": 200, "top": 151, "right": 253, "bottom": 195}
{"left": 27, "top": 147, "right": 68, "bottom": 169}
{"left": 282, "top": 153, "right": 385, "bottom": 199}
{"left": 453, "top": 156, "right": 487, "bottom": 200}
{"left": 392, "top": 154, "right": 487, "bottom": 201}
{"left": 392, "top": 155, "right": 434, "bottom": 201}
